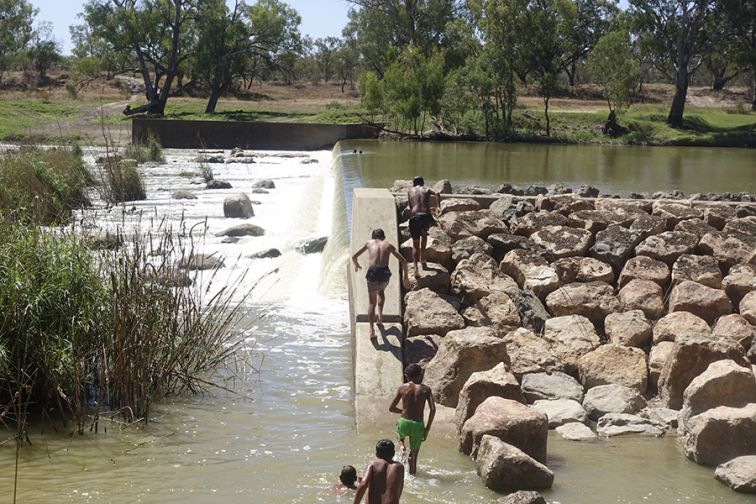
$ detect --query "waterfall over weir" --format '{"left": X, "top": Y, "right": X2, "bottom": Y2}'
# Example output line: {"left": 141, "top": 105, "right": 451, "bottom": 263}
{"left": 317, "top": 143, "right": 350, "bottom": 299}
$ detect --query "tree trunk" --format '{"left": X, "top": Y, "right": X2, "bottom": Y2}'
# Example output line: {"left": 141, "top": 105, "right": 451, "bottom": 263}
{"left": 544, "top": 96, "right": 551, "bottom": 137}
{"left": 752, "top": 70, "right": 756, "bottom": 111}
{"left": 205, "top": 87, "right": 222, "bottom": 114}
{"left": 668, "top": 68, "right": 689, "bottom": 128}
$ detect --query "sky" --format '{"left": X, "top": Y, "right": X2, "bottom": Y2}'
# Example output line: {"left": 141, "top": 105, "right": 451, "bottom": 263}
{"left": 32, "top": 0, "right": 630, "bottom": 55}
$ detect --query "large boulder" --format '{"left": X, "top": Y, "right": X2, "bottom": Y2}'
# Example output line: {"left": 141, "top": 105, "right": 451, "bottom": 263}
{"left": 424, "top": 327, "right": 509, "bottom": 407}
{"left": 252, "top": 179, "right": 275, "bottom": 189}
{"left": 462, "top": 292, "right": 521, "bottom": 333}
{"left": 715, "top": 456, "right": 756, "bottom": 494}
{"left": 618, "top": 279, "right": 665, "bottom": 320}
{"left": 618, "top": 256, "right": 670, "bottom": 289}
{"left": 675, "top": 218, "right": 717, "bottom": 238}
{"left": 648, "top": 342, "right": 675, "bottom": 390}
{"left": 722, "top": 263, "right": 756, "bottom": 305}
{"left": 455, "top": 362, "right": 525, "bottom": 431}
{"left": 658, "top": 334, "right": 749, "bottom": 409}
{"left": 404, "top": 288, "right": 465, "bottom": 336}
{"left": 452, "top": 236, "right": 493, "bottom": 265}
{"left": 537, "top": 194, "right": 592, "bottom": 214}
{"left": 499, "top": 250, "right": 560, "bottom": 298}
{"left": 439, "top": 210, "right": 508, "bottom": 240}
{"left": 476, "top": 436, "right": 554, "bottom": 492}
{"left": 653, "top": 311, "right": 710, "bottom": 344}
{"left": 511, "top": 211, "right": 568, "bottom": 237}
{"left": 542, "top": 315, "right": 600, "bottom": 372}
{"left": 530, "top": 226, "right": 593, "bottom": 259}
{"left": 724, "top": 216, "right": 756, "bottom": 236}
{"left": 545, "top": 282, "right": 620, "bottom": 325}
{"left": 216, "top": 223, "right": 265, "bottom": 237}
{"left": 400, "top": 226, "right": 452, "bottom": 268}
{"left": 681, "top": 359, "right": 756, "bottom": 421}
{"left": 440, "top": 197, "right": 481, "bottom": 214}
{"left": 451, "top": 253, "right": 519, "bottom": 302}
{"left": 567, "top": 209, "right": 634, "bottom": 234}
{"left": 635, "top": 231, "right": 698, "bottom": 266}
{"left": 296, "top": 236, "right": 328, "bottom": 254}
{"left": 459, "top": 397, "right": 549, "bottom": 462}
{"left": 223, "top": 193, "right": 254, "bottom": 218}
{"left": 502, "top": 328, "right": 558, "bottom": 378}
{"left": 578, "top": 344, "right": 648, "bottom": 393}
{"left": 555, "top": 422, "right": 597, "bottom": 441}
{"left": 703, "top": 206, "right": 737, "bottom": 230}
{"left": 521, "top": 372, "right": 584, "bottom": 403}
{"left": 742, "top": 291, "right": 756, "bottom": 325}
{"left": 583, "top": 384, "right": 647, "bottom": 420}
{"left": 508, "top": 289, "right": 551, "bottom": 333}
{"left": 651, "top": 202, "right": 702, "bottom": 230}
{"left": 671, "top": 254, "right": 723, "bottom": 288}
{"left": 698, "top": 232, "right": 756, "bottom": 270}
{"left": 531, "top": 399, "right": 588, "bottom": 428}
{"left": 630, "top": 214, "right": 667, "bottom": 239}
{"left": 552, "top": 257, "right": 614, "bottom": 284}
{"left": 668, "top": 280, "right": 733, "bottom": 324}
{"left": 206, "top": 179, "right": 232, "bottom": 189}
{"left": 404, "top": 334, "right": 441, "bottom": 367}
{"left": 408, "top": 262, "right": 451, "bottom": 293}
{"left": 605, "top": 310, "right": 652, "bottom": 347}
{"left": 712, "top": 314, "right": 755, "bottom": 348}
{"left": 589, "top": 225, "right": 643, "bottom": 272}
{"left": 596, "top": 413, "right": 665, "bottom": 437}
{"left": 487, "top": 234, "right": 543, "bottom": 261}
{"left": 682, "top": 403, "right": 756, "bottom": 466}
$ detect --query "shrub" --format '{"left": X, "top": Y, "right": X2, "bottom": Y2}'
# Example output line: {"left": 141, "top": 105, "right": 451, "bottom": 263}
{"left": 101, "top": 159, "right": 146, "bottom": 203}
{"left": 125, "top": 132, "right": 165, "bottom": 163}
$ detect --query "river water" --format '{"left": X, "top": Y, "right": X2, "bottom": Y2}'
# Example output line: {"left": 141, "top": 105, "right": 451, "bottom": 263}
{"left": 0, "top": 142, "right": 753, "bottom": 503}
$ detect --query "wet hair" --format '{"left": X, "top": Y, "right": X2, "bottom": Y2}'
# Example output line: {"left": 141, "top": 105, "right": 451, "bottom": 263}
{"left": 375, "top": 439, "right": 395, "bottom": 461}
{"left": 371, "top": 228, "right": 386, "bottom": 240}
{"left": 340, "top": 465, "right": 357, "bottom": 486}
{"left": 405, "top": 363, "right": 423, "bottom": 382}
{"left": 412, "top": 176, "right": 424, "bottom": 187}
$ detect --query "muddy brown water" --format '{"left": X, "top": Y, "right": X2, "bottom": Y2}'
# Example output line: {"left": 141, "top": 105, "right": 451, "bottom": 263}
{"left": 0, "top": 143, "right": 752, "bottom": 503}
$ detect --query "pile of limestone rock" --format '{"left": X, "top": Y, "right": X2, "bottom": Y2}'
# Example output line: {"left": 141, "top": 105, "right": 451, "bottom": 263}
{"left": 391, "top": 180, "right": 756, "bottom": 497}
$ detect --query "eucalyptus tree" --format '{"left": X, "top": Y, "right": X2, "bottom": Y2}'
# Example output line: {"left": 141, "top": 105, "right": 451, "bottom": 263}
{"left": 28, "top": 22, "right": 62, "bottom": 80}
{"left": 314, "top": 36, "right": 341, "bottom": 83}
{"left": 721, "top": 0, "right": 755, "bottom": 109}
{"left": 0, "top": 0, "right": 36, "bottom": 83}
{"left": 244, "top": 0, "right": 303, "bottom": 84}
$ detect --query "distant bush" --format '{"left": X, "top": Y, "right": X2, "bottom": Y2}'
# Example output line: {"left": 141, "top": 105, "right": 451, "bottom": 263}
{"left": 101, "top": 158, "right": 146, "bottom": 203}
{"left": 125, "top": 132, "right": 165, "bottom": 163}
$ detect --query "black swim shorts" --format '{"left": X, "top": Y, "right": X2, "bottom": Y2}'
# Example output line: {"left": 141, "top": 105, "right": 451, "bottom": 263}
{"left": 366, "top": 265, "right": 392, "bottom": 292}
{"left": 408, "top": 213, "right": 435, "bottom": 240}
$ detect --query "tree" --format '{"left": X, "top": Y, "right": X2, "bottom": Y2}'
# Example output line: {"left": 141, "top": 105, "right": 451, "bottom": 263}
{"left": 629, "top": 1, "right": 719, "bottom": 127}
{"left": 588, "top": 30, "right": 639, "bottom": 135}
{"left": 313, "top": 36, "right": 340, "bottom": 83}
{"left": 245, "top": 0, "right": 303, "bottom": 84}
{"left": 721, "top": 0, "right": 756, "bottom": 110}
{"left": 0, "top": 0, "right": 36, "bottom": 83}
{"left": 334, "top": 36, "right": 360, "bottom": 92}
{"left": 28, "top": 22, "right": 62, "bottom": 80}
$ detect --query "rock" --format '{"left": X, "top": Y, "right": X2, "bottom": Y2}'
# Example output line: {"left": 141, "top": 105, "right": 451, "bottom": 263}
{"left": 652, "top": 189, "right": 684, "bottom": 199}
{"left": 671, "top": 254, "right": 723, "bottom": 288}
{"left": 542, "top": 315, "right": 600, "bottom": 372}
{"left": 400, "top": 226, "right": 452, "bottom": 268}
{"left": 455, "top": 363, "right": 525, "bottom": 430}
{"left": 223, "top": 193, "right": 254, "bottom": 218}
{"left": 651, "top": 202, "right": 702, "bottom": 230}
{"left": 390, "top": 179, "right": 412, "bottom": 193}
{"left": 605, "top": 310, "right": 652, "bottom": 347}
{"left": 502, "top": 328, "right": 557, "bottom": 378}
{"left": 640, "top": 406, "right": 680, "bottom": 430}
{"left": 712, "top": 314, "right": 755, "bottom": 348}
{"left": 648, "top": 342, "right": 675, "bottom": 390}
{"left": 545, "top": 282, "right": 620, "bottom": 325}
{"left": 630, "top": 214, "right": 667, "bottom": 239}
{"left": 221, "top": 237, "right": 240, "bottom": 244}
{"left": 715, "top": 456, "right": 756, "bottom": 494}
{"left": 488, "top": 195, "right": 518, "bottom": 220}
{"left": 459, "top": 398, "right": 549, "bottom": 462}
{"left": 536, "top": 194, "right": 592, "bottom": 213}
{"left": 486, "top": 234, "right": 542, "bottom": 262}
{"left": 653, "top": 311, "right": 710, "bottom": 344}
{"left": 451, "top": 253, "right": 519, "bottom": 302}
{"left": 619, "top": 256, "right": 670, "bottom": 289}
{"left": 497, "top": 183, "right": 525, "bottom": 196}
{"left": 530, "top": 226, "right": 593, "bottom": 259}
{"left": 674, "top": 218, "right": 717, "bottom": 237}
{"left": 500, "top": 250, "right": 560, "bottom": 298}
{"left": 251, "top": 188, "right": 269, "bottom": 194}
{"left": 741, "top": 291, "right": 756, "bottom": 325}
{"left": 618, "top": 279, "right": 665, "bottom": 320}
{"left": 408, "top": 262, "right": 450, "bottom": 293}
{"left": 404, "top": 288, "right": 464, "bottom": 337}
{"left": 722, "top": 264, "right": 756, "bottom": 305}
{"left": 698, "top": 232, "right": 756, "bottom": 270}
{"left": 658, "top": 334, "right": 749, "bottom": 409}
{"left": 296, "top": 236, "right": 328, "bottom": 254}
{"left": 511, "top": 211, "right": 568, "bottom": 237}
{"left": 635, "top": 231, "right": 698, "bottom": 266}
{"left": 404, "top": 334, "right": 442, "bottom": 367}
{"left": 177, "top": 253, "right": 224, "bottom": 271}
{"left": 452, "top": 236, "right": 493, "bottom": 265}
{"left": 555, "top": 422, "right": 597, "bottom": 441}
{"left": 576, "top": 257, "right": 615, "bottom": 284}
{"left": 458, "top": 185, "right": 492, "bottom": 195}
{"left": 596, "top": 413, "right": 665, "bottom": 437}
{"left": 497, "top": 490, "right": 547, "bottom": 504}
{"left": 578, "top": 345, "right": 648, "bottom": 393}
{"left": 577, "top": 185, "right": 600, "bottom": 198}
{"left": 703, "top": 206, "right": 738, "bottom": 230}
{"left": 567, "top": 210, "right": 633, "bottom": 234}
{"left": 216, "top": 223, "right": 265, "bottom": 237}
{"left": 424, "top": 327, "right": 509, "bottom": 407}
{"left": 86, "top": 232, "right": 123, "bottom": 250}
{"left": 681, "top": 359, "right": 756, "bottom": 421}
{"left": 463, "top": 292, "right": 521, "bottom": 332}
{"left": 589, "top": 225, "right": 643, "bottom": 272}
{"left": 724, "top": 216, "right": 756, "bottom": 237}
{"left": 440, "top": 197, "right": 481, "bottom": 214}
{"left": 531, "top": 399, "right": 588, "bottom": 428}
{"left": 583, "top": 384, "right": 647, "bottom": 420}
{"left": 548, "top": 183, "right": 573, "bottom": 195}
{"left": 438, "top": 210, "right": 508, "bottom": 240}
{"left": 252, "top": 179, "right": 275, "bottom": 189}
{"left": 683, "top": 404, "right": 756, "bottom": 466}
{"left": 206, "top": 179, "right": 232, "bottom": 189}
{"left": 595, "top": 198, "right": 650, "bottom": 215}
{"left": 433, "top": 179, "right": 452, "bottom": 194}
{"left": 507, "top": 289, "right": 551, "bottom": 333}
{"left": 172, "top": 190, "right": 197, "bottom": 200}
{"left": 476, "top": 436, "right": 554, "bottom": 493}
{"left": 521, "top": 371, "right": 584, "bottom": 403}
{"left": 249, "top": 248, "right": 281, "bottom": 259}
{"left": 668, "top": 280, "right": 733, "bottom": 324}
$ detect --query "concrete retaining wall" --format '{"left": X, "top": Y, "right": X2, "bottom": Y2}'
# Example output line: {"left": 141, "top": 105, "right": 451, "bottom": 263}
{"left": 132, "top": 118, "right": 380, "bottom": 150}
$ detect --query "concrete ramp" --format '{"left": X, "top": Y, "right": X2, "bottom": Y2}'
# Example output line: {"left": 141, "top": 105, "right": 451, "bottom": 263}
{"left": 348, "top": 188, "right": 404, "bottom": 426}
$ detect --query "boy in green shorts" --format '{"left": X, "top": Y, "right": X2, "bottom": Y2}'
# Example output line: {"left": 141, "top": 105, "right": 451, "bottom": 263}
{"left": 389, "top": 363, "right": 436, "bottom": 476}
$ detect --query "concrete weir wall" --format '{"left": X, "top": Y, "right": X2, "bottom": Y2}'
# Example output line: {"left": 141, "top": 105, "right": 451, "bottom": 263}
{"left": 348, "top": 188, "right": 404, "bottom": 426}
{"left": 132, "top": 118, "right": 380, "bottom": 150}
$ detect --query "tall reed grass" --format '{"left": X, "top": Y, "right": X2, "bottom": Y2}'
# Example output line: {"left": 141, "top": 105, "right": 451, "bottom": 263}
{"left": 125, "top": 132, "right": 165, "bottom": 163}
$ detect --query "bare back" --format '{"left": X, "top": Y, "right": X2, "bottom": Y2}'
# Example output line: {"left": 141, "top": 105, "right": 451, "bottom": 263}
{"left": 366, "top": 459, "right": 404, "bottom": 504}
{"left": 398, "top": 382, "right": 431, "bottom": 423}
{"left": 407, "top": 186, "right": 433, "bottom": 215}
{"left": 365, "top": 239, "right": 394, "bottom": 268}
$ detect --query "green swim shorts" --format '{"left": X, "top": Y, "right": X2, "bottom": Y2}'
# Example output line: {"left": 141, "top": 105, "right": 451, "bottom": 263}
{"left": 396, "top": 417, "right": 425, "bottom": 451}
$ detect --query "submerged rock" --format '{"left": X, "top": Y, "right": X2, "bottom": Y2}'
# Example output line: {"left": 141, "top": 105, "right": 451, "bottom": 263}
{"left": 476, "top": 436, "right": 554, "bottom": 493}
{"left": 223, "top": 193, "right": 255, "bottom": 218}
{"left": 249, "top": 248, "right": 281, "bottom": 259}
{"left": 296, "top": 236, "right": 328, "bottom": 254}
{"left": 216, "top": 223, "right": 265, "bottom": 237}
{"left": 715, "top": 456, "right": 756, "bottom": 494}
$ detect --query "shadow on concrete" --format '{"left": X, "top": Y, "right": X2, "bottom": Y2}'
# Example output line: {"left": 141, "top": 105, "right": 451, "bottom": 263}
{"left": 373, "top": 324, "right": 402, "bottom": 361}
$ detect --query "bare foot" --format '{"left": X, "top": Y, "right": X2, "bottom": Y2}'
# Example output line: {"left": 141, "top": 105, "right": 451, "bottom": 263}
{"left": 369, "top": 331, "right": 377, "bottom": 341}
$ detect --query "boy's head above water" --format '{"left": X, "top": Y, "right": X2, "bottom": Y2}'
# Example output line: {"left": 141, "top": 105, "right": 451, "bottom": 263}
{"left": 412, "top": 176, "right": 424, "bottom": 187}
{"left": 339, "top": 465, "right": 357, "bottom": 486}
{"left": 404, "top": 363, "right": 423, "bottom": 383}
{"left": 375, "top": 439, "right": 395, "bottom": 461}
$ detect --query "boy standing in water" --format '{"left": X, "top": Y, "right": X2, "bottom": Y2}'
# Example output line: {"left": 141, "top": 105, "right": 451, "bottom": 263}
{"left": 354, "top": 439, "right": 404, "bottom": 504}
{"left": 389, "top": 363, "right": 436, "bottom": 476}
{"left": 407, "top": 176, "right": 440, "bottom": 275}
{"left": 352, "top": 229, "right": 410, "bottom": 340}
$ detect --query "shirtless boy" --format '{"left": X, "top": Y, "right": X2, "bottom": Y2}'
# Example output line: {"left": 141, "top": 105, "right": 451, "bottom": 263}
{"left": 352, "top": 229, "right": 410, "bottom": 340}
{"left": 406, "top": 176, "right": 440, "bottom": 275}
{"left": 331, "top": 465, "right": 359, "bottom": 494}
{"left": 353, "top": 439, "right": 404, "bottom": 504}
{"left": 389, "top": 363, "right": 436, "bottom": 476}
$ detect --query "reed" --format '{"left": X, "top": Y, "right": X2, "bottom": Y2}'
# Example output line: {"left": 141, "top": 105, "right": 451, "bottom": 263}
{"left": 125, "top": 132, "right": 165, "bottom": 163}
{"left": 100, "top": 158, "right": 147, "bottom": 203}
